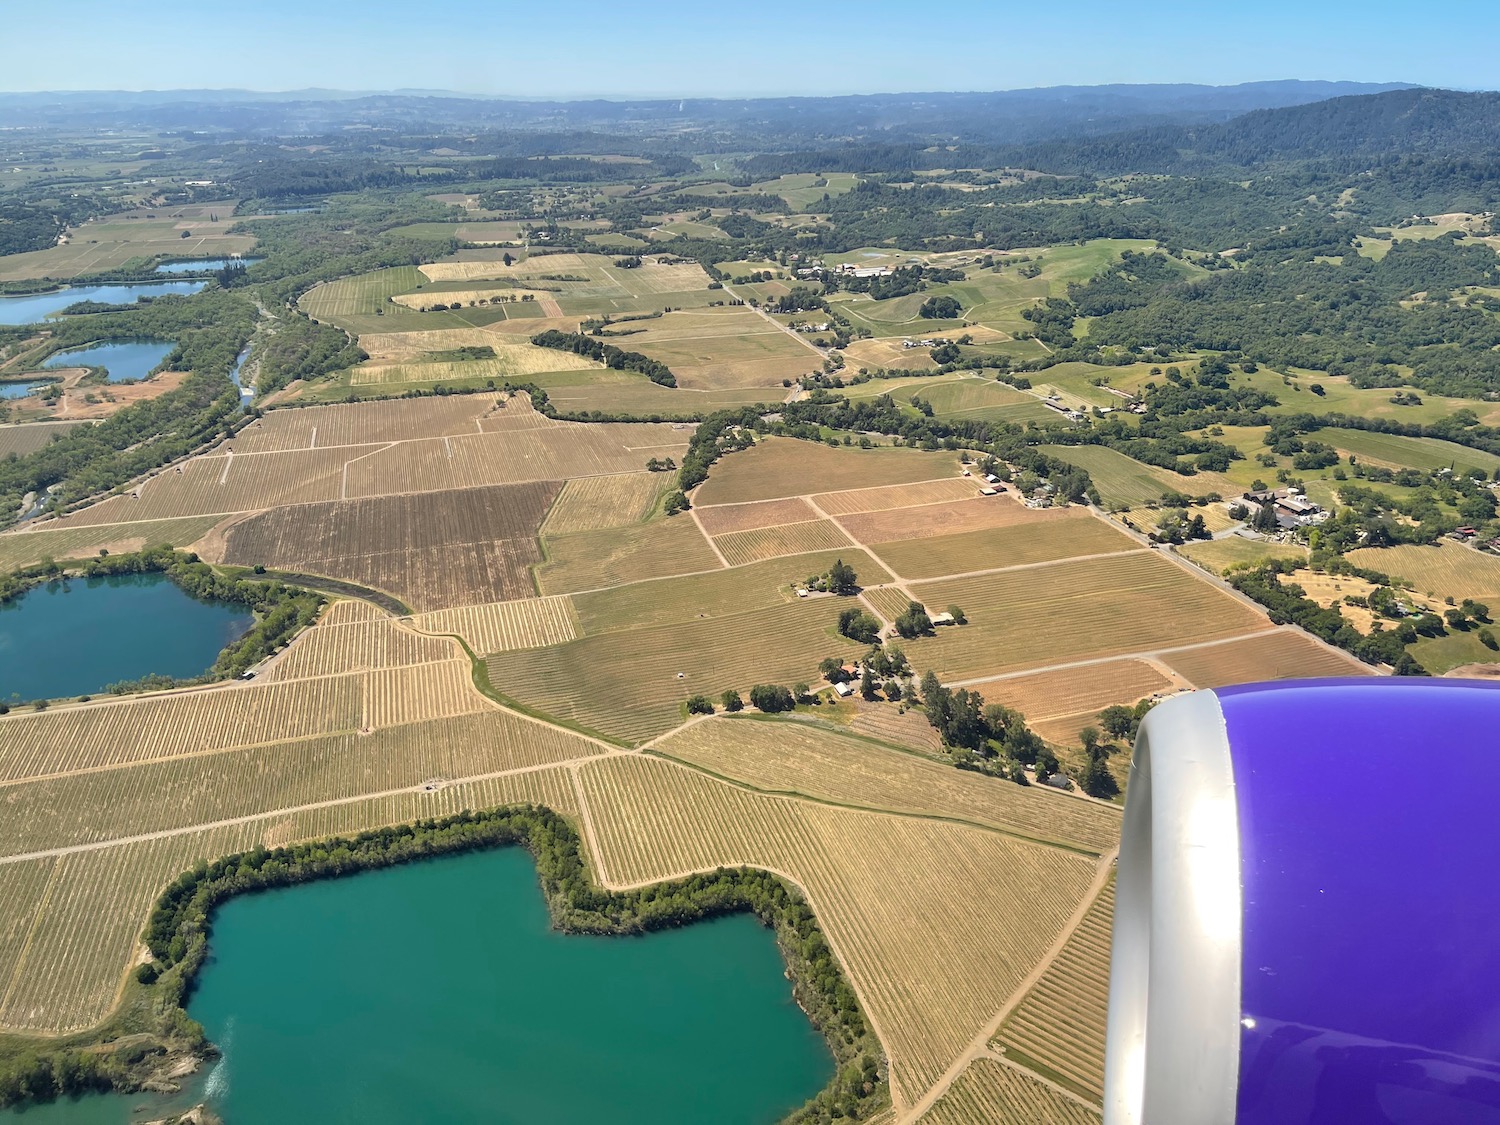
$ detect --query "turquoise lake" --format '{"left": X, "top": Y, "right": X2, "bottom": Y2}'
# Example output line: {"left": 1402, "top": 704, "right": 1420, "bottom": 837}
{"left": 5, "top": 848, "right": 833, "bottom": 1124}
{"left": 0, "top": 282, "right": 206, "bottom": 325}
{"left": 41, "top": 340, "right": 175, "bottom": 383}
{"left": 155, "top": 258, "right": 263, "bottom": 274}
{"left": 0, "top": 573, "right": 252, "bottom": 701}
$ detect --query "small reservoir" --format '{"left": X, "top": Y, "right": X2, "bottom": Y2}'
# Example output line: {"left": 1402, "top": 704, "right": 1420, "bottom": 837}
{"left": 0, "top": 573, "right": 252, "bottom": 701}
{"left": 155, "top": 257, "right": 263, "bottom": 274}
{"left": 0, "top": 380, "right": 53, "bottom": 400}
{"left": 0, "top": 281, "right": 207, "bottom": 325}
{"left": 41, "top": 339, "right": 176, "bottom": 383}
{"left": 4, "top": 848, "right": 834, "bottom": 1124}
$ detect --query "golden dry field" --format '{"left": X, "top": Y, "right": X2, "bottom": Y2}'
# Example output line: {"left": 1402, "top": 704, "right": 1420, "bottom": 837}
{"left": 897, "top": 551, "right": 1270, "bottom": 681}
{"left": 0, "top": 514, "right": 222, "bottom": 571}
{"left": 1348, "top": 541, "right": 1500, "bottom": 604}
{"left": 815, "top": 475, "right": 982, "bottom": 516}
{"left": 870, "top": 513, "right": 1137, "bottom": 581}
{"left": 539, "top": 473, "right": 670, "bottom": 535}
{"left": 693, "top": 438, "right": 962, "bottom": 505}
{"left": 1160, "top": 628, "right": 1370, "bottom": 687}
{"left": 975, "top": 659, "right": 1180, "bottom": 738}
{"left": 536, "top": 515, "right": 721, "bottom": 594}
{"left": 611, "top": 306, "right": 818, "bottom": 390}
{"left": 693, "top": 496, "right": 822, "bottom": 535}
{"left": 839, "top": 495, "right": 1046, "bottom": 542}
{"left": 656, "top": 719, "right": 1120, "bottom": 853}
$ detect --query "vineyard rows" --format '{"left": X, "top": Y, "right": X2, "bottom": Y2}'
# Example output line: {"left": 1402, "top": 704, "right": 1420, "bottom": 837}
{"left": 814, "top": 476, "right": 978, "bottom": 517}
{"left": 341, "top": 426, "right": 687, "bottom": 498}
{"left": 713, "top": 520, "right": 853, "bottom": 566}
{"left": 537, "top": 517, "right": 721, "bottom": 595}
{"left": 0, "top": 711, "right": 594, "bottom": 859}
{"left": 693, "top": 497, "right": 821, "bottom": 535}
{"left": 540, "top": 473, "right": 669, "bottom": 535}
{"left": 847, "top": 703, "right": 945, "bottom": 754}
{"left": 0, "top": 674, "right": 363, "bottom": 783}
{"left": 1349, "top": 541, "right": 1500, "bottom": 605}
{"left": 1162, "top": 628, "right": 1368, "bottom": 688}
{"left": 360, "top": 660, "right": 491, "bottom": 729}
{"left": 994, "top": 879, "right": 1115, "bottom": 1101}
{"left": 265, "top": 608, "right": 457, "bottom": 680}
{"left": 0, "top": 420, "right": 90, "bottom": 459}
{"left": 233, "top": 393, "right": 499, "bottom": 454}
{"left": 57, "top": 446, "right": 358, "bottom": 524}
{"left": 657, "top": 719, "right": 1121, "bottom": 854}
{"left": 861, "top": 584, "right": 918, "bottom": 623}
{"left": 408, "top": 595, "right": 580, "bottom": 655}
{"left": 693, "top": 439, "right": 960, "bottom": 506}
{"left": 487, "top": 599, "right": 864, "bottom": 743}
{"left": 873, "top": 516, "right": 1138, "bottom": 582}
{"left": 571, "top": 548, "right": 883, "bottom": 635}
{"left": 578, "top": 754, "right": 1098, "bottom": 1107}
{"left": 839, "top": 495, "right": 1041, "bottom": 544}
{"left": 903, "top": 552, "right": 1271, "bottom": 681}
{"left": 973, "top": 659, "right": 1175, "bottom": 728}
{"left": 915, "top": 1059, "right": 1100, "bottom": 1125}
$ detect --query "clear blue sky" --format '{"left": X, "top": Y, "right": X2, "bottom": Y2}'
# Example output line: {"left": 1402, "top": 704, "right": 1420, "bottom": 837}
{"left": 5, "top": 0, "right": 1493, "bottom": 96}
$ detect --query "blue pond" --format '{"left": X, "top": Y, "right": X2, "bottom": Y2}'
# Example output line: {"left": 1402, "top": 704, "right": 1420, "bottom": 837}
{"left": 0, "top": 573, "right": 253, "bottom": 701}
{"left": 155, "top": 257, "right": 263, "bottom": 274}
{"left": 41, "top": 339, "right": 175, "bottom": 383}
{"left": 0, "top": 380, "right": 54, "bottom": 400}
{"left": 0, "top": 281, "right": 206, "bottom": 325}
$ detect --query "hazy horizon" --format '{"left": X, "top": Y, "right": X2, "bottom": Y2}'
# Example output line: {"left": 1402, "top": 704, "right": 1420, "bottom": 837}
{"left": 1, "top": 0, "right": 1492, "bottom": 98}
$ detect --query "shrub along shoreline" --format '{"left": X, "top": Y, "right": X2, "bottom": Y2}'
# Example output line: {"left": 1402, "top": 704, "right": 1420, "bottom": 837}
{"left": 0, "top": 806, "right": 888, "bottom": 1123}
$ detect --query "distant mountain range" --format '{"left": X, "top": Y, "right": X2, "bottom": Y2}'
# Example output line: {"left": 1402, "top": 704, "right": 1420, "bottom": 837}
{"left": 0, "top": 81, "right": 1417, "bottom": 144}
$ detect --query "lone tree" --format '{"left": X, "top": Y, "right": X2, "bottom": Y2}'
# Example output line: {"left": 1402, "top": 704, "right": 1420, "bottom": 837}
{"left": 685, "top": 695, "right": 715, "bottom": 715}
{"left": 827, "top": 558, "right": 858, "bottom": 595}
{"left": 838, "top": 606, "right": 881, "bottom": 644}
{"left": 895, "top": 600, "right": 934, "bottom": 639}
{"left": 749, "top": 684, "right": 795, "bottom": 713}
{"left": 720, "top": 689, "right": 744, "bottom": 712}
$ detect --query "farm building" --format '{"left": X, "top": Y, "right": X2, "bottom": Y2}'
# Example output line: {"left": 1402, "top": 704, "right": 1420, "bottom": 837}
{"left": 931, "top": 612, "right": 957, "bottom": 626}
{"left": 833, "top": 682, "right": 854, "bottom": 697}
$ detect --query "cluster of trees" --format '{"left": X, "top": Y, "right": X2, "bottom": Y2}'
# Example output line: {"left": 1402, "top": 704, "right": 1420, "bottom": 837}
{"left": 529, "top": 330, "right": 677, "bottom": 387}
{"left": 1228, "top": 561, "right": 1428, "bottom": 674}
{"left": 253, "top": 315, "right": 365, "bottom": 397}
{"left": 919, "top": 295, "right": 962, "bottom": 320}
{"left": 123, "top": 807, "right": 883, "bottom": 1122}
{"left": 917, "top": 671, "right": 1049, "bottom": 783}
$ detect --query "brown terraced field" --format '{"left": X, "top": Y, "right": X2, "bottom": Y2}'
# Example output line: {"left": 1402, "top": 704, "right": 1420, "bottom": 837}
{"left": 219, "top": 482, "right": 561, "bottom": 610}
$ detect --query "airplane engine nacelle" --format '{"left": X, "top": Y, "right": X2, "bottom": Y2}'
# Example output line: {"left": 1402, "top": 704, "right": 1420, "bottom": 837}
{"left": 1105, "top": 679, "right": 1500, "bottom": 1125}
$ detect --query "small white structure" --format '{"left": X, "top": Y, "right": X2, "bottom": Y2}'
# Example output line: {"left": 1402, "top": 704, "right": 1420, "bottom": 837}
{"left": 979, "top": 486, "right": 998, "bottom": 497}
{"left": 833, "top": 682, "right": 854, "bottom": 698}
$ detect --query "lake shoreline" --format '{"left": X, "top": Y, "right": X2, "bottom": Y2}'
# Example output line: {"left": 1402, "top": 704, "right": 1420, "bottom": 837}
{"left": 0, "top": 806, "right": 889, "bottom": 1123}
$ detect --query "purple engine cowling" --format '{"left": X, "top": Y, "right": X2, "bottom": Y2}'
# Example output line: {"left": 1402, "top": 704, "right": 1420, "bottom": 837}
{"left": 1105, "top": 678, "right": 1500, "bottom": 1125}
